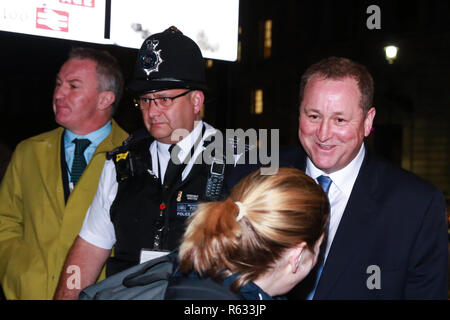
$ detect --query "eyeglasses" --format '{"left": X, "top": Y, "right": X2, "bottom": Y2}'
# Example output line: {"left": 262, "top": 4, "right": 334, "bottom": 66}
{"left": 133, "top": 90, "right": 192, "bottom": 110}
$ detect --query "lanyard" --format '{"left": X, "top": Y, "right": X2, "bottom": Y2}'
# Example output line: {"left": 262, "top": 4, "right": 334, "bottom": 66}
{"left": 152, "top": 124, "right": 206, "bottom": 250}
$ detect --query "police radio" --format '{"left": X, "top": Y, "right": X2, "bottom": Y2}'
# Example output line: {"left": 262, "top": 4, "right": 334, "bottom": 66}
{"left": 205, "top": 158, "right": 225, "bottom": 200}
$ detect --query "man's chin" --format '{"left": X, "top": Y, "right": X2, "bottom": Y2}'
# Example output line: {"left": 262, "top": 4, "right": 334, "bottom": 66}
{"left": 150, "top": 131, "right": 171, "bottom": 143}
{"left": 54, "top": 108, "right": 72, "bottom": 123}
{"left": 310, "top": 157, "right": 338, "bottom": 174}
{"left": 54, "top": 115, "right": 67, "bottom": 128}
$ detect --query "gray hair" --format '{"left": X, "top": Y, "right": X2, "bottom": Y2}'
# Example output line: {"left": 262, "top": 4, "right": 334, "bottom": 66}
{"left": 68, "top": 47, "right": 124, "bottom": 114}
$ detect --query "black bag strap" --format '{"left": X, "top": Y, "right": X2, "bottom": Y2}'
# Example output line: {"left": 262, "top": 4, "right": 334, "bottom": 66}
{"left": 122, "top": 253, "right": 176, "bottom": 288}
{"left": 123, "top": 270, "right": 171, "bottom": 288}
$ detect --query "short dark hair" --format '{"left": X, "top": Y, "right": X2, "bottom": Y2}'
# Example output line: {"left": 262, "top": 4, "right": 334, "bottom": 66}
{"left": 299, "top": 56, "right": 374, "bottom": 114}
{"left": 68, "top": 47, "right": 124, "bottom": 114}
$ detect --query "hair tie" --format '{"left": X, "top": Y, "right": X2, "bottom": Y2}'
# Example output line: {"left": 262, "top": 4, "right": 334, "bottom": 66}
{"left": 235, "top": 201, "right": 247, "bottom": 221}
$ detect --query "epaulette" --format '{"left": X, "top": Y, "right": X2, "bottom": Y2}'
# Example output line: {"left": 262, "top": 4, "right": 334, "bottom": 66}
{"left": 106, "top": 128, "right": 150, "bottom": 160}
{"left": 107, "top": 129, "right": 153, "bottom": 182}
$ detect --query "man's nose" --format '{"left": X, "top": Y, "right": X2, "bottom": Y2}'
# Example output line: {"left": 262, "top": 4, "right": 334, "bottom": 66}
{"left": 145, "top": 99, "right": 160, "bottom": 118}
{"left": 53, "top": 84, "right": 66, "bottom": 99}
{"left": 317, "top": 120, "right": 331, "bottom": 141}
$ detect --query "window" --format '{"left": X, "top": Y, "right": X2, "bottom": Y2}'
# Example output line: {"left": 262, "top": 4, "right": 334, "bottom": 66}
{"left": 237, "top": 40, "right": 242, "bottom": 62}
{"left": 237, "top": 26, "right": 242, "bottom": 62}
{"left": 264, "top": 19, "right": 272, "bottom": 58}
{"left": 251, "top": 89, "right": 263, "bottom": 114}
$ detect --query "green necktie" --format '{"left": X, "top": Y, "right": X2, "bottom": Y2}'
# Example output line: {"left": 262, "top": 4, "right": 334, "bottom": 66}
{"left": 70, "top": 138, "right": 91, "bottom": 185}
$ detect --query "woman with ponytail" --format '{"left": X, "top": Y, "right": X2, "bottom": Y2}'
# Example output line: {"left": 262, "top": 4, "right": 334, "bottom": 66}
{"left": 166, "top": 167, "right": 329, "bottom": 300}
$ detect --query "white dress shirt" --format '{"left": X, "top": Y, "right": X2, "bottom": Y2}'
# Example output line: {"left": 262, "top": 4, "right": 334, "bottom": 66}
{"left": 306, "top": 144, "right": 366, "bottom": 261}
{"left": 154, "top": 120, "right": 206, "bottom": 184}
{"left": 79, "top": 121, "right": 216, "bottom": 249}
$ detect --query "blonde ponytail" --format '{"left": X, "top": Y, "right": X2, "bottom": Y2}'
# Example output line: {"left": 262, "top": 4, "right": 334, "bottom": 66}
{"left": 178, "top": 168, "right": 329, "bottom": 292}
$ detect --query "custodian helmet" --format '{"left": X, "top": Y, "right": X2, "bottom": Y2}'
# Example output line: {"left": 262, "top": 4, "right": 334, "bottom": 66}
{"left": 128, "top": 26, "right": 207, "bottom": 94}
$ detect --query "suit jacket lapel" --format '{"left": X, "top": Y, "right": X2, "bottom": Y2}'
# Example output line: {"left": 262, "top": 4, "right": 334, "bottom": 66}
{"left": 281, "top": 146, "right": 307, "bottom": 171}
{"left": 294, "top": 150, "right": 307, "bottom": 171}
{"left": 314, "top": 151, "right": 380, "bottom": 298}
{"left": 34, "top": 128, "right": 66, "bottom": 220}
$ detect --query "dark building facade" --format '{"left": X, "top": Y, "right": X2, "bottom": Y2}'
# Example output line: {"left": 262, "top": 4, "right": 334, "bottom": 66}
{"left": 0, "top": 0, "right": 449, "bottom": 199}
{"left": 205, "top": 0, "right": 450, "bottom": 199}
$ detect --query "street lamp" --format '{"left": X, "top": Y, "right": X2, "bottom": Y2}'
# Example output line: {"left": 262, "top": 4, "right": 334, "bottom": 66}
{"left": 384, "top": 45, "right": 398, "bottom": 64}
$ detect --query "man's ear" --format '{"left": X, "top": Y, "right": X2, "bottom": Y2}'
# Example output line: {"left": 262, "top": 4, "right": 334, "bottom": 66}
{"left": 98, "top": 91, "right": 115, "bottom": 111}
{"left": 363, "top": 107, "right": 376, "bottom": 137}
{"left": 190, "top": 90, "right": 205, "bottom": 114}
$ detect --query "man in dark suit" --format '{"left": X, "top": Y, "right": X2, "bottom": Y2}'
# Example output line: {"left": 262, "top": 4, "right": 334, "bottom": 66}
{"left": 286, "top": 56, "right": 448, "bottom": 299}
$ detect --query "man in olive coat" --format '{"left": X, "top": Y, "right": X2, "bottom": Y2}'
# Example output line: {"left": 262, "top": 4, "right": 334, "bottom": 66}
{"left": 0, "top": 47, "right": 128, "bottom": 299}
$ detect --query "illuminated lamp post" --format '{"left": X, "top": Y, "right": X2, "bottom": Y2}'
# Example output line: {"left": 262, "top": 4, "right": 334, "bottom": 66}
{"left": 384, "top": 45, "right": 398, "bottom": 64}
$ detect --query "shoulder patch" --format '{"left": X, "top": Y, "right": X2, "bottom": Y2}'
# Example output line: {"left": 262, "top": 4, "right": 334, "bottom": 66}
{"left": 115, "top": 151, "right": 129, "bottom": 162}
{"left": 108, "top": 131, "right": 154, "bottom": 182}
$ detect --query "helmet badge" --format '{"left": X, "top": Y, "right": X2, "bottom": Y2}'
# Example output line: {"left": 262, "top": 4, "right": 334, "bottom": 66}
{"left": 140, "top": 39, "right": 164, "bottom": 78}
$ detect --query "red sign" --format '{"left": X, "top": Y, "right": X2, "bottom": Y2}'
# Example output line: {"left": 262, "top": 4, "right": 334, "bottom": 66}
{"left": 36, "top": 8, "right": 69, "bottom": 32}
{"left": 59, "top": 0, "right": 95, "bottom": 8}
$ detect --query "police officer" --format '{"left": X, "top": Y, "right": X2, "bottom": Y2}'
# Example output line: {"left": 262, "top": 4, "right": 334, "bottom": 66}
{"left": 54, "top": 26, "right": 255, "bottom": 300}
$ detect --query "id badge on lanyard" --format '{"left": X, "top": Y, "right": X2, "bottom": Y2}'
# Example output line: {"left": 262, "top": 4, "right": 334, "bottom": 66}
{"left": 140, "top": 249, "right": 170, "bottom": 264}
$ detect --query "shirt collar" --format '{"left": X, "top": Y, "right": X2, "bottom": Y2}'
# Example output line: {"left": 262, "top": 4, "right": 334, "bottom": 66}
{"left": 306, "top": 144, "right": 365, "bottom": 198}
{"left": 64, "top": 121, "right": 112, "bottom": 148}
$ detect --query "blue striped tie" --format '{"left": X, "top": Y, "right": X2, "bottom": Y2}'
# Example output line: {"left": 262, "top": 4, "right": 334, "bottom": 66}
{"left": 70, "top": 138, "right": 91, "bottom": 185}
{"left": 306, "top": 175, "right": 332, "bottom": 299}
{"left": 317, "top": 175, "right": 332, "bottom": 194}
